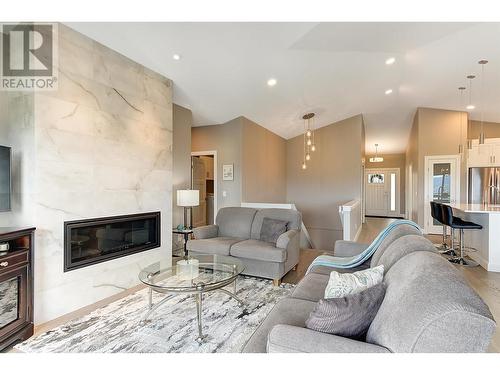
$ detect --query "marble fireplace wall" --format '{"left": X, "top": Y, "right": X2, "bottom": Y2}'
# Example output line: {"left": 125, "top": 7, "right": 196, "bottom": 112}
{"left": 33, "top": 25, "right": 173, "bottom": 324}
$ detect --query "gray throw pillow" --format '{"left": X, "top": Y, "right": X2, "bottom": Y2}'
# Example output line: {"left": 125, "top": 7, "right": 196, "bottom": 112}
{"left": 305, "top": 282, "right": 386, "bottom": 338}
{"left": 260, "top": 217, "right": 288, "bottom": 244}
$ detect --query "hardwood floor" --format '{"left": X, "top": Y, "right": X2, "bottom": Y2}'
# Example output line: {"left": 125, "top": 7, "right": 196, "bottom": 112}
{"left": 283, "top": 217, "right": 500, "bottom": 353}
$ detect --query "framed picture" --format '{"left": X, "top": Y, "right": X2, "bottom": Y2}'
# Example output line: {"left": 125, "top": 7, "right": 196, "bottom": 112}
{"left": 223, "top": 164, "right": 234, "bottom": 181}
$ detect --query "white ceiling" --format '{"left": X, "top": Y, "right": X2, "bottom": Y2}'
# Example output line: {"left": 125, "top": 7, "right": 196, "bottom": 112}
{"left": 67, "top": 22, "right": 500, "bottom": 154}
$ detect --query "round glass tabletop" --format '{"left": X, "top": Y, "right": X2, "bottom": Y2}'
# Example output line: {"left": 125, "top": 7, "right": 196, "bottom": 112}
{"left": 139, "top": 254, "right": 245, "bottom": 292}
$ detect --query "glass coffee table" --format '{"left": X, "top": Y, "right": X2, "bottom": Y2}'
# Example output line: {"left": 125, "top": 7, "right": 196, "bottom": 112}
{"left": 139, "top": 254, "right": 245, "bottom": 343}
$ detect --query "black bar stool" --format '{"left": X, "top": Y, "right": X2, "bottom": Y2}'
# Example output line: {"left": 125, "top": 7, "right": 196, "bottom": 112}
{"left": 430, "top": 202, "right": 456, "bottom": 256}
{"left": 441, "top": 204, "right": 481, "bottom": 267}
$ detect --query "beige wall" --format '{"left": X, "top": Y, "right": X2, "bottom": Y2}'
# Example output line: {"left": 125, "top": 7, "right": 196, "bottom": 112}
{"left": 286, "top": 115, "right": 365, "bottom": 250}
{"left": 192, "top": 118, "right": 243, "bottom": 209}
{"left": 469, "top": 120, "right": 500, "bottom": 139}
{"left": 365, "top": 153, "right": 406, "bottom": 215}
{"left": 192, "top": 116, "right": 288, "bottom": 209}
{"left": 406, "top": 107, "right": 467, "bottom": 227}
{"left": 173, "top": 104, "right": 192, "bottom": 252}
{"left": 242, "top": 118, "right": 287, "bottom": 203}
{"left": 406, "top": 111, "right": 419, "bottom": 222}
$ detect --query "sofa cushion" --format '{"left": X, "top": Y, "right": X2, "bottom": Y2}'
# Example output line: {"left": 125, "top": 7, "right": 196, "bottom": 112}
{"left": 324, "top": 265, "right": 384, "bottom": 299}
{"left": 241, "top": 297, "right": 316, "bottom": 353}
{"left": 305, "top": 282, "right": 386, "bottom": 338}
{"left": 216, "top": 207, "right": 257, "bottom": 239}
{"left": 230, "top": 239, "right": 287, "bottom": 262}
{"left": 260, "top": 217, "right": 288, "bottom": 244}
{"left": 291, "top": 273, "right": 330, "bottom": 302}
{"left": 308, "top": 262, "right": 370, "bottom": 276}
{"left": 250, "top": 208, "right": 301, "bottom": 240}
{"left": 370, "top": 223, "right": 421, "bottom": 268}
{"left": 366, "top": 251, "right": 496, "bottom": 352}
{"left": 187, "top": 237, "right": 243, "bottom": 256}
{"left": 376, "top": 234, "right": 436, "bottom": 272}
{"left": 267, "top": 325, "right": 391, "bottom": 353}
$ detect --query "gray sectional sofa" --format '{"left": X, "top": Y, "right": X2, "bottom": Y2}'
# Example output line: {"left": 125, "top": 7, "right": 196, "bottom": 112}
{"left": 242, "top": 226, "right": 496, "bottom": 353}
{"left": 187, "top": 207, "right": 301, "bottom": 285}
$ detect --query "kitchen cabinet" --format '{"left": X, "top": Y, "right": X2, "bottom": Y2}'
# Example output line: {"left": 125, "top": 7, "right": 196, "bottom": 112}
{"left": 467, "top": 138, "right": 500, "bottom": 167}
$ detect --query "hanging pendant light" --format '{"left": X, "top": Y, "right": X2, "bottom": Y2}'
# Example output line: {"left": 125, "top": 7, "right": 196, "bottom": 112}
{"left": 369, "top": 144, "right": 384, "bottom": 163}
{"left": 478, "top": 60, "right": 488, "bottom": 144}
{"left": 301, "top": 113, "right": 316, "bottom": 170}
{"left": 466, "top": 75, "right": 476, "bottom": 149}
{"left": 458, "top": 86, "right": 466, "bottom": 155}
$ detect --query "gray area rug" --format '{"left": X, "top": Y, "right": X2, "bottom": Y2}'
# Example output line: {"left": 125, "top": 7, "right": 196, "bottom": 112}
{"left": 15, "top": 276, "right": 294, "bottom": 353}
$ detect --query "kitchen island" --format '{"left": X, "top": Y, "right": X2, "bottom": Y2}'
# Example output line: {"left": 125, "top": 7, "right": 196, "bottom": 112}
{"left": 451, "top": 203, "right": 500, "bottom": 272}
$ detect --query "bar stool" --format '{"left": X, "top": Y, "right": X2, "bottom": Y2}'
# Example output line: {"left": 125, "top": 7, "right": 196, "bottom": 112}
{"left": 430, "top": 202, "right": 456, "bottom": 256}
{"left": 441, "top": 204, "right": 481, "bottom": 267}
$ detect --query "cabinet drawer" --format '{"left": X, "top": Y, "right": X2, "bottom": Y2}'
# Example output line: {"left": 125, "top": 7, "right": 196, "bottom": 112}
{"left": 0, "top": 251, "right": 29, "bottom": 272}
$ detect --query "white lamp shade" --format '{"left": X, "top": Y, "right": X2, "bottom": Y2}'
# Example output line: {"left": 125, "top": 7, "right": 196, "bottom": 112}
{"left": 177, "top": 190, "right": 200, "bottom": 207}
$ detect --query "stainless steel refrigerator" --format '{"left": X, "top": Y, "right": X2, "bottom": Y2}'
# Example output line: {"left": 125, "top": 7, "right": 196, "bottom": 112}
{"left": 468, "top": 167, "right": 500, "bottom": 204}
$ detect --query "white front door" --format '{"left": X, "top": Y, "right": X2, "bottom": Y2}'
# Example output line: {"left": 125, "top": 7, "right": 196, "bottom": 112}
{"left": 365, "top": 168, "right": 400, "bottom": 217}
{"left": 424, "top": 155, "right": 461, "bottom": 234}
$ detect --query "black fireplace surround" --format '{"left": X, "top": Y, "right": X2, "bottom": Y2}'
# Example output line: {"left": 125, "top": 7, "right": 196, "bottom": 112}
{"left": 64, "top": 212, "right": 161, "bottom": 272}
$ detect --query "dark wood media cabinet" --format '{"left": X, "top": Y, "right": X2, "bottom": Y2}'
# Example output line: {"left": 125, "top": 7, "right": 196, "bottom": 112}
{"left": 0, "top": 227, "right": 35, "bottom": 351}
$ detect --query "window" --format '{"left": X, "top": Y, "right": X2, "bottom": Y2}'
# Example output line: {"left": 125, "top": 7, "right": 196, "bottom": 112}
{"left": 390, "top": 173, "right": 396, "bottom": 211}
{"left": 368, "top": 173, "right": 384, "bottom": 184}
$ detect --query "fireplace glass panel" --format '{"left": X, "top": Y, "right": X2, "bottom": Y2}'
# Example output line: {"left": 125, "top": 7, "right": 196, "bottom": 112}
{"left": 0, "top": 276, "right": 19, "bottom": 329}
{"left": 65, "top": 212, "right": 160, "bottom": 271}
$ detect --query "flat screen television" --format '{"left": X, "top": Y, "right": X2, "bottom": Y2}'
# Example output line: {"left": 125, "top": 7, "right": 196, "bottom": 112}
{"left": 0, "top": 145, "right": 11, "bottom": 212}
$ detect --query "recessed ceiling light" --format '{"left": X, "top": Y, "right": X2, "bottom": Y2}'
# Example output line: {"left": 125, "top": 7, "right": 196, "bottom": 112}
{"left": 467, "top": 104, "right": 475, "bottom": 110}
{"left": 172, "top": 54, "right": 181, "bottom": 60}
{"left": 385, "top": 57, "right": 396, "bottom": 65}
{"left": 385, "top": 89, "right": 393, "bottom": 95}
{"left": 267, "top": 78, "right": 277, "bottom": 87}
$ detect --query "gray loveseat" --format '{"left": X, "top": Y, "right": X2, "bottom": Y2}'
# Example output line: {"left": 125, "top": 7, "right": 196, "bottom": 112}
{"left": 242, "top": 227, "right": 496, "bottom": 353}
{"left": 187, "top": 207, "right": 301, "bottom": 285}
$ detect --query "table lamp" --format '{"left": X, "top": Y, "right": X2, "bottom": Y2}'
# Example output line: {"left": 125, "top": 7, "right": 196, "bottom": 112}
{"left": 177, "top": 189, "right": 200, "bottom": 229}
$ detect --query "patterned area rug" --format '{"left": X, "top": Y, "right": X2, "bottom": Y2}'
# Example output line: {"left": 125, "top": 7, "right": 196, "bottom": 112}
{"left": 15, "top": 276, "right": 294, "bottom": 353}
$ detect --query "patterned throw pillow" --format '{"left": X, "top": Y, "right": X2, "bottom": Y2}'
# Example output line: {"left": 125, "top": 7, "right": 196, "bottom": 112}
{"left": 306, "top": 282, "right": 386, "bottom": 338}
{"left": 324, "top": 265, "right": 384, "bottom": 299}
{"left": 260, "top": 217, "right": 288, "bottom": 244}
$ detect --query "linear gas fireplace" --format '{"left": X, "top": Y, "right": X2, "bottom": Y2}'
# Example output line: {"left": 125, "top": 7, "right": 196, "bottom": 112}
{"left": 64, "top": 212, "right": 161, "bottom": 272}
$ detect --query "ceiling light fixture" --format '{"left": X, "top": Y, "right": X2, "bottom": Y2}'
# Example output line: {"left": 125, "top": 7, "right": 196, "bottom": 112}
{"left": 385, "top": 89, "right": 393, "bottom": 95}
{"left": 172, "top": 54, "right": 181, "bottom": 60}
{"left": 369, "top": 144, "right": 384, "bottom": 163}
{"left": 267, "top": 78, "right": 277, "bottom": 87}
{"left": 466, "top": 74, "right": 476, "bottom": 150}
{"left": 385, "top": 57, "right": 396, "bottom": 65}
{"left": 478, "top": 60, "right": 488, "bottom": 144}
{"left": 301, "top": 113, "right": 316, "bottom": 170}
{"left": 458, "top": 86, "right": 466, "bottom": 156}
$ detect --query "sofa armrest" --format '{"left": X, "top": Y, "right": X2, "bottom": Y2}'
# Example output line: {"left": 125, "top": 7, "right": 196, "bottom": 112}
{"left": 192, "top": 225, "right": 219, "bottom": 239}
{"left": 267, "top": 325, "right": 391, "bottom": 353}
{"left": 334, "top": 240, "right": 369, "bottom": 257}
{"left": 276, "top": 229, "right": 299, "bottom": 250}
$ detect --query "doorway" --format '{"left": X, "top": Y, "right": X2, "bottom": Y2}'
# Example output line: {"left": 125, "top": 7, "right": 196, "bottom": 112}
{"left": 424, "top": 155, "right": 460, "bottom": 234}
{"left": 364, "top": 168, "right": 401, "bottom": 218}
{"left": 191, "top": 151, "right": 217, "bottom": 227}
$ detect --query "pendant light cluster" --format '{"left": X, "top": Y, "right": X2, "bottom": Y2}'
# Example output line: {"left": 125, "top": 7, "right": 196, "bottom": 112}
{"left": 301, "top": 113, "right": 316, "bottom": 170}
{"left": 463, "top": 59, "right": 489, "bottom": 150}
